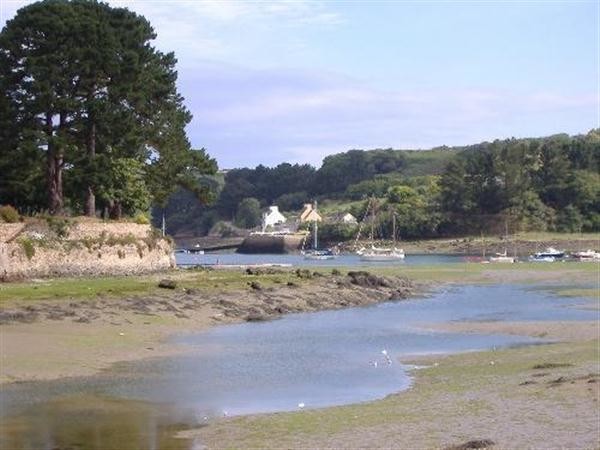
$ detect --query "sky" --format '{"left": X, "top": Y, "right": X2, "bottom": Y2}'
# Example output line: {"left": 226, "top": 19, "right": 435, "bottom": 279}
{"left": 1, "top": 0, "right": 598, "bottom": 168}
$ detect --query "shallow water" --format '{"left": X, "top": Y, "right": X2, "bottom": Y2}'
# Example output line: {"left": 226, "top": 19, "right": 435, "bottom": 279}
{"left": 0, "top": 284, "right": 596, "bottom": 449}
{"left": 176, "top": 251, "right": 465, "bottom": 267}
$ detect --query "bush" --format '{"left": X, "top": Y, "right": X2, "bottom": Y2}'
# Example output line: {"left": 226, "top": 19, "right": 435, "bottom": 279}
{"left": 46, "top": 217, "right": 73, "bottom": 238}
{"left": 133, "top": 213, "right": 150, "bottom": 225}
{"left": 19, "top": 238, "right": 35, "bottom": 260}
{"left": 0, "top": 205, "right": 20, "bottom": 223}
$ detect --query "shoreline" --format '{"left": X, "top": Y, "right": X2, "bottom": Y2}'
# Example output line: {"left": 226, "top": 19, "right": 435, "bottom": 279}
{"left": 191, "top": 319, "right": 599, "bottom": 449}
{"left": 1, "top": 264, "right": 598, "bottom": 448}
{"left": 0, "top": 268, "right": 417, "bottom": 384}
{"left": 1, "top": 263, "right": 597, "bottom": 385}
{"left": 1, "top": 263, "right": 598, "bottom": 384}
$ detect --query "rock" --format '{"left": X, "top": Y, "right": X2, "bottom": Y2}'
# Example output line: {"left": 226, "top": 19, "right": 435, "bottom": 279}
{"left": 249, "top": 281, "right": 263, "bottom": 290}
{"left": 158, "top": 279, "right": 177, "bottom": 289}
{"left": 444, "top": 439, "right": 495, "bottom": 450}
{"left": 295, "top": 269, "right": 313, "bottom": 279}
{"left": 246, "top": 313, "right": 269, "bottom": 322}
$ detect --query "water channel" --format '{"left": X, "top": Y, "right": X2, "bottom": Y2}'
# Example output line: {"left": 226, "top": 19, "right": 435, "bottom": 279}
{"left": 0, "top": 284, "right": 595, "bottom": 449}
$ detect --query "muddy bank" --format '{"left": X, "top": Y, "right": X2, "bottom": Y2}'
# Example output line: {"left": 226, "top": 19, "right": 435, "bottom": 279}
{"left": 0, "top": 269, "right": 417, "bottom": 383}
{"left": 0, "top": 269, "right": 415, "bottom": 327}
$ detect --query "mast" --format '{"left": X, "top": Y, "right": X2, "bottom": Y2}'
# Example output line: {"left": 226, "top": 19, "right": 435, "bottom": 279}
{"left": 370, "top": 197, "right": 375, "bottom": 243}
{"left": 392, "top": 212, "right": 396, "bottom": 246}
{"left": 313, "top": 200, "right": 318, "bottom": 250}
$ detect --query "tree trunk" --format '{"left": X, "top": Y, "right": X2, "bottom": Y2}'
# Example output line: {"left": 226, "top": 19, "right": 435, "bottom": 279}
{"left": 84, "top": 120, "right": 96, "bottom": 216}
{"left": 46, "top": 113, "right": 63, "bottom": 215}
{"left": 108, "top": 200, "right": 122, "bottom": 220}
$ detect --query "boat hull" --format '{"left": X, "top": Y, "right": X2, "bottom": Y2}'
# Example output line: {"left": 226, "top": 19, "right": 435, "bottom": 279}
{"left": 359, "top": 253, "right": 405, "bottom": 261}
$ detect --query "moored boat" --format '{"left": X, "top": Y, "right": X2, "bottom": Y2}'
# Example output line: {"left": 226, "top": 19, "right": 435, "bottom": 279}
{"left": 533, "top": 247, "right": 565, "bottom": 259}
{"left": 358, "top": 246, "right": 405, "bottom": 261}
{"left": 489, "top": 251, "right": 516, "bottom": 263}
{"left": 301, "top": 201, "right": 338, "bottom": 260}
{"left": 571, "top": 249, "right": 600, "bottom": 261}
{"left": 356, "top": 200, "right": 405, "bottom": 261}
{"left": 529, "top": 255, "right": 555, "bottom": 262}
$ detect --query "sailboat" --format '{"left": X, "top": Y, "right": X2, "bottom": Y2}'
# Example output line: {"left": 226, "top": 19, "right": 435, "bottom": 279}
{"left": 488, "top": 221, "right": 516, "bottom": 263}
{"left": 357, "top": 203, "right": 405, "bottom": 261}
{"left": 302, "top": 202, "right": 337, "bottom": 260}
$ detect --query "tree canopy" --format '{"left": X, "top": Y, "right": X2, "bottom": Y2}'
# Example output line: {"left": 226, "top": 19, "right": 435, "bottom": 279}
{"left": 0, "top": 0, "right": 216, "bottom": 217}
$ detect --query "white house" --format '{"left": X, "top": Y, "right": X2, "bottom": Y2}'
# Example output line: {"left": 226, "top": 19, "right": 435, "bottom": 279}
{"left": 342, "top": 213, "right": 358, "bottom": 224}
{"left": 263, "top": 206, "right": 287, "bottom": 229}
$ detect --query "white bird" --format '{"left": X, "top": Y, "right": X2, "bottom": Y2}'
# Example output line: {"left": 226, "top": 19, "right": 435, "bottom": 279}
{"left": 223, "top": 411, "right": 228, "bottom": 417}
{"left": 298, "top": 403, "right": 305, "bottom": 409}
{"left": 381, "top": 349, "right": 388, "bottom": 356}
{"left": 370, "top": 361, "right": 378, "bottom": 368}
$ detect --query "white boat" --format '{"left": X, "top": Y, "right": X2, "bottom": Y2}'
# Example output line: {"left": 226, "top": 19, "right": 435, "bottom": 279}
{"left": 357, "top": 246, "right": 405, "bottom": 261}
{"left": 301, "top": 201, "right": 337, "bottom": 260}
{"left": 529, "top": 255, "right": 555, "bottom": 263}
{"left": 356, "top": 202, "right": 405, "bottom": 261}
{"left": 303, "top": 249, "right": 337, "bottom": 260}
{"left": 533, "top": 247, "right": 565, "bottom": 259}
{"left": 572, "top": 249, "right": 600, "bottom": 261}
{"left": 488, "top": 222, "right": 516, "bottom": 263}
{"left": 489, "top": 251, "right": 515, "bottom": 263}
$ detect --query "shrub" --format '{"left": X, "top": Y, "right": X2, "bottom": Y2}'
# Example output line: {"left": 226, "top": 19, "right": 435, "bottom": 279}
{"left": 0, "top": 205, "right": 20, "bottom": 223}
{"left": 133, "top": 213, "right": 150, "bottom": 225}
{"left": 19, "top": 238, "right": 35, "bottom": 260}
{"left": 46, "top": 217, "right": 73, "bottom": 238}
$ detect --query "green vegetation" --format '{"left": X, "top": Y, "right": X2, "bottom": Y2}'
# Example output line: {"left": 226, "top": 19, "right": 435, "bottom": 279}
{"left": 0, "top": 0, "right": 216, "bottom": 218}
{"left": 0, "top": 204, "right": 19, "bottom": 223}
{"left": 159, "top": 132, "right": 598, "bottom": 240}
{"left": 18, "top": 237, "right": 35, "bottom": 260}
{"left": 235, "top": 198, "right": 262, "bottom": 228}
{"left": 4, "top": 262, "right": 595, "bottom": 305}
{"left": 0, "top": 269, "right": 306, "bottom": 304}
{"left": 45, "top": 216, "right": 75, "bottom": 239}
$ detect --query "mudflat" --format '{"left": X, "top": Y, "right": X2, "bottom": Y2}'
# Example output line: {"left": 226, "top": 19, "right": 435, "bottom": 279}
{"left": 190, "top": 320, "right": 599, "bottom": 449}
{"left": 0, "top": 268, "right": 415, "bottom": 383}
{"left": 0, "top": 262, "right": 598, "bottom": 449}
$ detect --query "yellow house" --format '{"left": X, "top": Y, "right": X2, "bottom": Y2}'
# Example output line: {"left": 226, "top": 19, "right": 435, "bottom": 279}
{"left": 300, "top": 203, "right": 322, "bottom": 222}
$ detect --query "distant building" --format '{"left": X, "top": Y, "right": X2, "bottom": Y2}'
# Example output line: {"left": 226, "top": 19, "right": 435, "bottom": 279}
{"left": 263, "top": 206, "right": 287, "bottom": 229}
{"left": 300, "top": 203, "right": 322, "bottom": 222}
{"left": 342, "top": 213, "right": 358, "bottom": 224}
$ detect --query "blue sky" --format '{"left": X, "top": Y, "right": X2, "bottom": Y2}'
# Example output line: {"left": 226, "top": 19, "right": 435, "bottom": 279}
{"left": 1, "top": 0, "right": 598, "bottom": 168}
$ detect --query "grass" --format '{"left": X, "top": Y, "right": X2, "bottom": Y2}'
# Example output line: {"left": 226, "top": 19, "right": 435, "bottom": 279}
{"left": 0, "top": 268, "right": 308, "bottom": 304}
{"left": 401, "top": 148, "right": 460, "bottom": 177}
{"left": 1, "top": 262, "right": 597, "bottom": 304}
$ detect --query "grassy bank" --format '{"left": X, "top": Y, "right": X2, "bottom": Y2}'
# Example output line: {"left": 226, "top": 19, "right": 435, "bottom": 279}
{"left": 0, "top": 269, "right": 302, "bottom": 305}
{"left": 1, "top": 261, "right": 597, "bottom": 305}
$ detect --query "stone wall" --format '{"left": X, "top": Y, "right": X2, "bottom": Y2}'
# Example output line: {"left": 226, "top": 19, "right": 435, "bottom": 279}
{"left": 0, "top": 222, "right": 175, "bottom": 281}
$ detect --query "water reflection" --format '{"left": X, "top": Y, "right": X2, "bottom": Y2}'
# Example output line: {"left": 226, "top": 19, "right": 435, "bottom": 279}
{"left": 0, "top": 395, "right": 195, "bottom": 450}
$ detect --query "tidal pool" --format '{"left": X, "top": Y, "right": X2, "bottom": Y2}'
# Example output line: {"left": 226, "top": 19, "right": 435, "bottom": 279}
{"left": 1, "top": 284, "right": 596, "bottom": 449}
